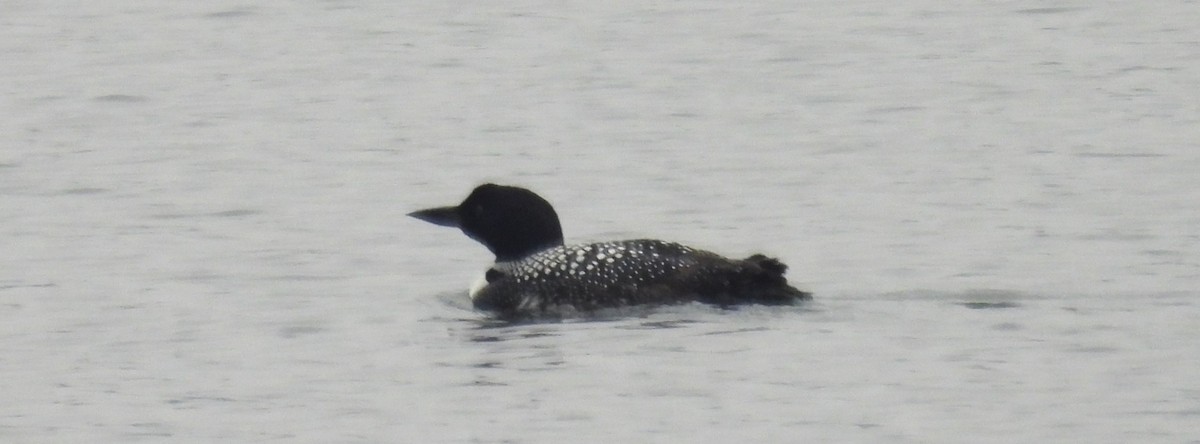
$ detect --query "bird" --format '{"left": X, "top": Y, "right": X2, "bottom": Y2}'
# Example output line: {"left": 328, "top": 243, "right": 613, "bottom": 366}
{"left": 409, "top": 183, "right": 811, "bottom": 318}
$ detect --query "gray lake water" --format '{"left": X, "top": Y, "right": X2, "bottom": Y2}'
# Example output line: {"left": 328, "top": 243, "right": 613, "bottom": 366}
{"left": 3, "top": 1, "right": 1199, "bottom": 442}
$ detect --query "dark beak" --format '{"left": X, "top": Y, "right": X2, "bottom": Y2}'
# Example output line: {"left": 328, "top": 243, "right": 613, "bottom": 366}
{"left": 407, "top": 206, "right": 461, "bottom": 227}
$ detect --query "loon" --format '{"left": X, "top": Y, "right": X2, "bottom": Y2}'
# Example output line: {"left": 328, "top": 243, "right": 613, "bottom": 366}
{"left": 409, "top": 184, "right": 812, "bottom": 318}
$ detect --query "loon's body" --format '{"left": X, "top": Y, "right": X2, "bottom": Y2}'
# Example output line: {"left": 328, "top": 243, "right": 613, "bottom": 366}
{"left": 409, "top": 184, "right": 811, "bottom": 318}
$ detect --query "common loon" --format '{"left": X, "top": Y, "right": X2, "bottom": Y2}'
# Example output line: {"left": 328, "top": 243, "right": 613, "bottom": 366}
{"left": 409, "top": 184, "right": 812, "bottom": 318}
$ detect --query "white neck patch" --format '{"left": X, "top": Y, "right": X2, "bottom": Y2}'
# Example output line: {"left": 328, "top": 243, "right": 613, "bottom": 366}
{"left": 468, "top": 273, "right": 489, "bottom": 301}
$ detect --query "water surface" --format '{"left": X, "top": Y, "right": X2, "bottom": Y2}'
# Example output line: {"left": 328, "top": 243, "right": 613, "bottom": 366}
{"left": 2, "top": 1, "right": 1198, "bottom": 442}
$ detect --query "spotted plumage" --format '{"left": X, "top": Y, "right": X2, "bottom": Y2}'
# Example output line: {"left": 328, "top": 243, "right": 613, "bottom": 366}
{"left": 502, "top": 240, "right": 692, "bottom": 286}
{"left": 409, "top": 184, "right": 811, "bottom": 318}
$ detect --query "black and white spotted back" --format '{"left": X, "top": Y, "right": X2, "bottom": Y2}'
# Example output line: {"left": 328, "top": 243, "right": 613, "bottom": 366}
{"left": 510, "top": 238, "right": 695, "bottom": 282}
{"left": 470, "top": 239, "right": 804, "bottom": 316}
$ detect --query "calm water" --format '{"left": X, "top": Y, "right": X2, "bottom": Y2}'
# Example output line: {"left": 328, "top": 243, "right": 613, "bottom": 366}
{"left": 3, "top": 1, "right": 1199, "bottom": 442}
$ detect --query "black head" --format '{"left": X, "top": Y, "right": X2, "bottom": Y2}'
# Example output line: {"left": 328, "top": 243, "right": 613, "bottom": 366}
{"left": 408, "top": 184, "right": 565, "bottom": 261}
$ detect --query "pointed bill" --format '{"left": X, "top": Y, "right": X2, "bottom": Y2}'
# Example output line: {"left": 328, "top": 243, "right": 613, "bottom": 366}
{"left": 407, "top": 206, "right": 460, "bottom": 227}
